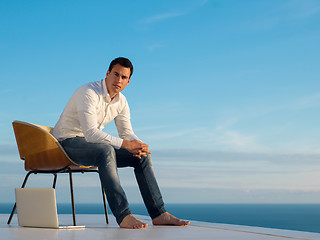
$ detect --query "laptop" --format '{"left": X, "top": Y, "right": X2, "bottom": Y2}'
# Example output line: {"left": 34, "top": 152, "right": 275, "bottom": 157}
{"left": 15, "top": 188, "right": 85, "bottom": 229}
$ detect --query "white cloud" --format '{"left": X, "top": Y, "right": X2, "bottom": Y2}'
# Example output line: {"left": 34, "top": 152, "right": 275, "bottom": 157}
{"left": 136, "top": 0, "right": 209, "bottom": 28}
{"left": 235, "top": 92, "right": 320, "bottom": 121}
{"left": 149, "top": 149, "right": 320, "bottom": 194}
{"left": 145, "top": 127, "right": 203, "bottom": 141}
{"left": 140, "top": 11, "right": 187, "bottom": 25}
{"left": 215, "top": 117, "right": 239, "bottom": 131}
{"left": 201, "top": 126, "right": 268, "bottom": 152}
{"left": 134, "top": 124, "right": 170, "bottom": 132}
{"left": 197, "top": 92, "right": 320, "bottom": 153}
{"left": 221, "top": 130, "right": 263, "bottom": 151}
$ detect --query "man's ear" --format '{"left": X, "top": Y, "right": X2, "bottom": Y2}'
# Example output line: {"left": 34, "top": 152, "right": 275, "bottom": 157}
{"left": 127, "top": 78, "right": 131, "bottom": 85}
{"left": 106, "top": 70, "right": 110, "bottom": 78}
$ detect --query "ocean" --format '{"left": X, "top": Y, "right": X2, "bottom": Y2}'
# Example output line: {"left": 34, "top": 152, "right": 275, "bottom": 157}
{"left": 1, "top": 203, "right": 320, "bottom": 233}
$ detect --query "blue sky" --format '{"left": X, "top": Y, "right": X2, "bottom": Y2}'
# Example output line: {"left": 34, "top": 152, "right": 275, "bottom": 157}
{"left": 1, "top": 0, "right": 320, "bottom": 204}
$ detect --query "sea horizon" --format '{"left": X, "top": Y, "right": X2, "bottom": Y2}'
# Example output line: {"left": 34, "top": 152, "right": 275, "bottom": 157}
{"left": 2, "top": 203, "right": 320, "bottom": 233}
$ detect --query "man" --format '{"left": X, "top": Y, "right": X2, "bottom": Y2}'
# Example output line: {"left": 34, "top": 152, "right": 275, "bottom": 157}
{"left": 53, "top": 57, "right": 190, "bottom": 229}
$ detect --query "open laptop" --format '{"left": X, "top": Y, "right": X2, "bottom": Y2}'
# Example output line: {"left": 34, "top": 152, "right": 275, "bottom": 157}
{"left": 15, "top": 188, "right": 85, "bottom": 229}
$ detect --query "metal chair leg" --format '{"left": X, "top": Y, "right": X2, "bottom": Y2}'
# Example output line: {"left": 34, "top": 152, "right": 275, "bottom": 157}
{"left": 52, "top": 173, "right": 57, "bottom": 189}
{"left": 68, "top": 169, "right": 77, "bottom": 226}
{"left": 101, "top": 184, "right": 109, "bottom": 224}
{"left": 92, "top": 169, "right": 109, "bottom": 224}
{"left": 7, "top": 171, "right": 35, "bottom": 224}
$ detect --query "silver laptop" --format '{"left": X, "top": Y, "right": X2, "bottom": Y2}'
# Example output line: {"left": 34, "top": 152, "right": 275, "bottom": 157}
{"left": 15, "top": 188, "right": 85, "bottom": 229}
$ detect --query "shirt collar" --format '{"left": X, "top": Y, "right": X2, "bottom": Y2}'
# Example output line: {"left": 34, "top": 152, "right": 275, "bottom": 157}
{"left": 101, "top": 79, "right": 120, "bottom": 103}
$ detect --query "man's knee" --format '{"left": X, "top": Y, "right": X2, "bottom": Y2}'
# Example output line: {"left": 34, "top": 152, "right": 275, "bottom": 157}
{"left": 139, "top": 153, "right": 153, "bottom": 167}
{"left": 96, "top": 144, "right": 116, "bottom": 162}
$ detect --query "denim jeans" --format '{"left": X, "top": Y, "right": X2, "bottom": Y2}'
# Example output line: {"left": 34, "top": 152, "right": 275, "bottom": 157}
{"left": 60, "top": 137, "right": 166, "bottom": 224}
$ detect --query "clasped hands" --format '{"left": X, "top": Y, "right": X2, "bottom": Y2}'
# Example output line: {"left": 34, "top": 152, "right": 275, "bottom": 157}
{"left": 121, "top": 139, "right": 151, "bottom": 159}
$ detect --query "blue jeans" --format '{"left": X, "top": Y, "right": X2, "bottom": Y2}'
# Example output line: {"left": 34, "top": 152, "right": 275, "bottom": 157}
{"left": 60, "top": 137, "right": 166, "bottom": 224}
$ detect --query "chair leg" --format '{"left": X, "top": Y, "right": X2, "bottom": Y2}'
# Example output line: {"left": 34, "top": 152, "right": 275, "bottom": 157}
{"left": 93, "top": 169, "right": 109, "bottom": 224}
{"left": 68, "top": 169, "right": 77, "bottom": 226}
{"left": 101, "top": 183, "right": 109, "bottom": 224}
{"left": 52, "top": 173, "right": 57, "bottom": 189}
{"left": 7, "top": 171, "right": 34, "bottom": 224}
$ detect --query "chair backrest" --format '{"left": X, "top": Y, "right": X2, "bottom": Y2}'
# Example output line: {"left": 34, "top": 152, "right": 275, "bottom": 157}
{"left": 12, "top": 121, "right": 76, "bottom": 171}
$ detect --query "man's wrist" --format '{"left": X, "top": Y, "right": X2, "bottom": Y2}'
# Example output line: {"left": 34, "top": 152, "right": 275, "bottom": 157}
{"left": 121, "top": 139, "right": 129, "bottom": 149}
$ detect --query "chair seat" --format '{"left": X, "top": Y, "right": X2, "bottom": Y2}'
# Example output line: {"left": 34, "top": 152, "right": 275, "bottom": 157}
{"left": 68, "top": 165, "right": 98, "bottom": 171}
{"left": 25, "top": 164, "right": 98, "bottom": 172}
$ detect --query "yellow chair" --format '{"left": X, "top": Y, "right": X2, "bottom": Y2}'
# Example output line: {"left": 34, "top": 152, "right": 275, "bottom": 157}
{"left": 7, "top": 120, "right": 109, "bottom": 225}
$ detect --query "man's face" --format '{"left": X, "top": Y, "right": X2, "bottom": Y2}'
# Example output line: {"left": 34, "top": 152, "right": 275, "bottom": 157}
{"left": 105, "top": 64, "right": 131, "bottom": 98}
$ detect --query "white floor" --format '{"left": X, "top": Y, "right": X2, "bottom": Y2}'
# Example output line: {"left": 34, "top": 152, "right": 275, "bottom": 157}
{"left": 2, "top": 214, "right": 320, "bottom": 240}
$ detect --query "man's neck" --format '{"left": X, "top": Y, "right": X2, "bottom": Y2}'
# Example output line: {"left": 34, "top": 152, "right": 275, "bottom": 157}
{"left": 109, "top": 92, "right": 117, "bottom": 100}
{"left": 105, "top": 78, "right": 118, "bottom": 100}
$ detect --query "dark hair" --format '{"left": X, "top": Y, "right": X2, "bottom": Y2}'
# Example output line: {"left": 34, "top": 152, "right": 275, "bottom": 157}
{"left": 108, "top": 57, "right": 134, "bottom": 78}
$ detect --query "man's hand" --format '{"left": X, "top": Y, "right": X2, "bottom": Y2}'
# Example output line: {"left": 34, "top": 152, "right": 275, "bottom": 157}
{"left": 121, "top": 139, "right": 151, "bottom": 159}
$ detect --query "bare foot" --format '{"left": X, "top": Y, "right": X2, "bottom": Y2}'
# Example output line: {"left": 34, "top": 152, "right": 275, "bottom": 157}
{"left": 119, "top": 214, "right": 148, "bottom": 229}
{"left": 152, "top": 212, "right": 190, "bottom": 226}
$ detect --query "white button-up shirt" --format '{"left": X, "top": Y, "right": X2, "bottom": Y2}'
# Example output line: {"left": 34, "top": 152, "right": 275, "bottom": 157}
{"left": 53, "top": 80, "right": 139, "bottom": 149}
